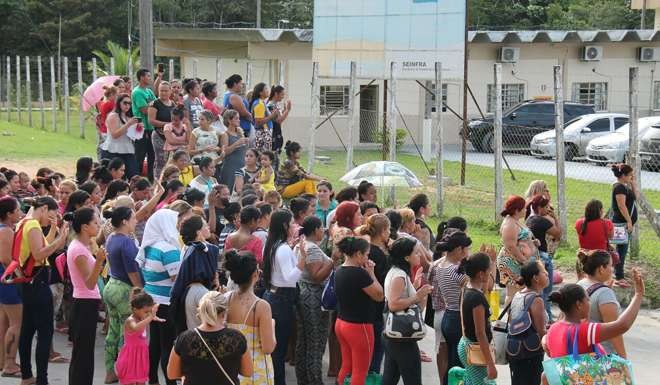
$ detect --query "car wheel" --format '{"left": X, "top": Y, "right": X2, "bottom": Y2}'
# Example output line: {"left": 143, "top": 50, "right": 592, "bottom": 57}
{"left": 481, "top": 132, "right": 494, "bottom": 153}
{"left": 564, "top": 144, "right": 578, "bottom": 161}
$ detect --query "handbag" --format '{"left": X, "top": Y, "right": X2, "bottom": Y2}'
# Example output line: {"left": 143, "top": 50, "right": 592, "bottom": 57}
{"left": 194, "top": 328, "right": 237, "bottom": 385}
{"left": 601, "top": 220, "right": 621, "bottom": 265}
{"left": 383, "top": 272, "right": 426, "bottom": 341}
{"left": 506, "top": 293, "right": 543, "bottom": 361}
{"left": 608, "top": 188, "right": 635, "bottom": 245}
{"left": 542, "top": 326, "right": 636, "bottom": 385}
{"left": 321, "top": 269, "right": 337, "bottom": 311}
{"left": 460, "top": 288, "right": 495, "bottom": 367}
{"left": 492, "top": 300, "right": 511, "bottom": 365}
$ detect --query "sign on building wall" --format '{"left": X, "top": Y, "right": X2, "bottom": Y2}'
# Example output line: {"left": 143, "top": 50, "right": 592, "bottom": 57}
{"left": 313, "top": 0, "right": 466, "bottom": 80}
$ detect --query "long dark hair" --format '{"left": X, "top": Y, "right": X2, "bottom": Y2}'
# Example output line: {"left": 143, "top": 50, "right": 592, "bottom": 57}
{"left": 250, "top": 82, "right": 267, "bottom": 108}
{"left": 75, "top": 157, "right": 94, "bottom": 185}
{"left": 388, "top": 237, "right": 417, "bottom": 276}
{"left": 581, "top": 199, "right": 603, "bottom": 235}
{"left": 113, "top": 93, "right": 133, "bottom": 115}
{"left": 269, "top": 85, "right": 284, "bottom": 100}
{"left": 262, "top": 209, "right": 293, "bottom": 289}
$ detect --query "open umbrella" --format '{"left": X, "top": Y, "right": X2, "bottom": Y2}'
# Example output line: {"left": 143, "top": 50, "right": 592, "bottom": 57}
{"left": 82, "top": 75, "right": 120, "bottom": 111}
{"left": 339, "top": 161, "right": 423, "bottom": 188}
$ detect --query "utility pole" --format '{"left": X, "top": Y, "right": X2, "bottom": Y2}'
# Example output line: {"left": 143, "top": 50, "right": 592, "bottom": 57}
{"left": 256, "top": 0, "right": 262, "bottom": 28}
{"left": 641, "top": 0, "right": 647, "bottom": 29}
{"left": 139, "top": 0, "right": 154, "bottom": 75}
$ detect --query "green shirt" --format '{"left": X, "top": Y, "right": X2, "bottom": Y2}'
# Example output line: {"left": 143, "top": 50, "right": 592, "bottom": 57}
{"left": 131, "top": 86, "right": 156, "bottom": 131}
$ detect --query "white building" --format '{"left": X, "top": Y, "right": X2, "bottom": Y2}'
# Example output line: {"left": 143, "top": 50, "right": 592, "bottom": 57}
{"left": 155, "top": 27, "right": 660, "bottom": 148}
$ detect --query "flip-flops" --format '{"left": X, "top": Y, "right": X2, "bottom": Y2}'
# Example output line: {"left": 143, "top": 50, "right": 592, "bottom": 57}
{"left": 1, "top": 370, "right": 22, "bottom": 378}
{"left": 48, "top": 354, "right": 69, "bottom": 363}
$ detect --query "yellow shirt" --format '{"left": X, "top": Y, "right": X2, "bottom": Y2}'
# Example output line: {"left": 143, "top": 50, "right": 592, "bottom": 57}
{"left": 179, "top": 165, "right": 195, "bottom": 186}
{"left": 19, "top": 219, "right": 48, "bottom": 266}
{"left": 258, "top": 167, "right": 276, "bottom": 192}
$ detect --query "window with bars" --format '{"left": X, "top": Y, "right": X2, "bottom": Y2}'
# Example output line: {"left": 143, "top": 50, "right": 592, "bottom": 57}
{"left": 654, "top": 81, "right": 660, "bottom": 111}
{"left": 424, "top": 82, "right": 448, "bottom": 118}
{"left": 487, "top": 83, "right": 525, "bottom": 113}
{"left": 571, "top": 82, "right": 608, "bottom": 111}
{"left": 320, "top": 85, "right": 349, "bottom": 115}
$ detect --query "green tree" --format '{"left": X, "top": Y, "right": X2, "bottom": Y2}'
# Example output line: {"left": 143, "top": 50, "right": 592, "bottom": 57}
{"left": 90, "top": 41, "right": 140, "bottom": 77}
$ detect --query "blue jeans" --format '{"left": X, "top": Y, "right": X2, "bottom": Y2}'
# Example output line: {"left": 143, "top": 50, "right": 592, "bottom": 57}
{"left": 615, "top": 242, "right": 629, "bottom": 280}
{"left": 369, "top": 313, "right": 385, "bottom": 373}
{"left": 440, "top": 310, "right": 462, "bottom": 373}
{"left": 263, "top": 287, "right": 297, "bottom": 385}
{"left": 539, "top": 251, "right": 554, "bottom": 322}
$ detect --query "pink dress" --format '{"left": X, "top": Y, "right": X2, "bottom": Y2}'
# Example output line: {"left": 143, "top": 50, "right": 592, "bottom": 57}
{"left": 115, "top": 327, "right": 149, "bottom": 384}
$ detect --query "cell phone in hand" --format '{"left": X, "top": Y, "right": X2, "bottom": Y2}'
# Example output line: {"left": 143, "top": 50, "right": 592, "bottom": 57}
{"left": 157, "top": 63, "right": 164, "bottom": 73}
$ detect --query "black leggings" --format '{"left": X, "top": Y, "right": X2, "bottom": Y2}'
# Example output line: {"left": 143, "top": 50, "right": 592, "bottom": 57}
{"left": 148, "top": 304, "right": 176, "bottom": 385}
{"left": 509, "top": 355, "right": 544, "bottom": 385}
{"left": 382, "top": 338, "right": 422, "bottom": 385}
{"left": 135, "top": 130, "right": 155, "bottom": 181}
{"left": 69, "top": 298, "right": 100, "bottom": 385}
{"left": 19, "top": 275, "right": 54, "bottom": 385}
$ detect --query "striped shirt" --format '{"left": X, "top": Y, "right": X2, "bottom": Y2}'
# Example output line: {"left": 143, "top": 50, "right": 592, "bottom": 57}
{"left": 141, "top": 241, "right": 181, "bottom": 305}
{"left": 434, "top": 263, "right": 466, "bottom": 311}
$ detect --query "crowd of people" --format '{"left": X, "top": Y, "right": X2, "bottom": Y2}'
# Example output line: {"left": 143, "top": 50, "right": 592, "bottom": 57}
{"left": 0, "top": 67, "right": 647, "bottom": 385}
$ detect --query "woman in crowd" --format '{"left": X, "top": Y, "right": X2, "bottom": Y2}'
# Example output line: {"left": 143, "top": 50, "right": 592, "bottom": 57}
{"left": 610, "top": 163, "right": 638, "bottom": 288}
{"left": 408, "top": 193, "right": 433, "bottom": 249}
{"left": 156, "top": 180, "right": 186, "bottom": 211}
{"left": 575, "top": 199, "right": 613, "bottom": 251}
{"left": 526, "top": 194, "right": 561, "bottom": 321}
{"left": 276, "top": 141, "right": 323, "bottom": 199}
{"left": 102, "top": 180, "right": 129, "bottom": 205}
{"left": 225, "top": 250, "right": 276, "bottom": 385}
{"left": 188, "top": 157, "right": 218, "bottom": 207}
{"left": 107, "top": 157, "right": 126, "bottom": 181}
{"left": 183, "top": 79, "right": 204, "bottom": 129}
{"left": 171, "top": 150, "right": 196, "bottom": 187}
{"left": 137, "top": 201, "right": 192, "bottom": 385}
{"left": 326, "top": 187, "right": 359, "bottom": 226}
{"left": 183, "top": 189, "right": 206, "bottom": 210}
{"left": 294, "top": 216, "right": 335, "bottom": 385}
{"left": 92, "top": 165, "right": 113, "bottom": 196}
{"left": 201, "top": 81, "right": 223, "bottom": 119}
{"left": 0, "top": 197, "right": 22, "bottom": 377}
{"left": 225, "top": 205, "right": 264, "bottom": 264}
{"left": 163, "top": 107, "right": 190, "bottom": 162}
{"left": 79, "top": 182, "right": 103, "bottom": 209}
{"left": 358, "top": 180, "right": 377, "bottom": 203}
{"left": 65, "top": 208, "right": 106, "bottom": 385}
{"left": 250, "top": 82, "right": 277, "bottom": 152}
{"left": 167, "top": 291, "right": 252, "bottom": 385}
{"left": 266, "top": 85, "right": 291, "bottom": 157}
{"left": 508, "top": 261, "right": 548, "bottom": 385}
{"left": 262, "top": 209, "right": 305, "bottom": 385}
{"left": 498, "top": 195, "right": 536, "bottom": 304}
{"left": 334, "top": 236, "right": 384, "bottom": 385}
{"left": 57, "top": 179, "right": 77, "bottom": 215}
{"left": 188, "top": 110, "right": 221, "bottom": 165}
{"left": 233, "top": 148, "right": 260, "bottom": 195}
{"left": 103, "top": 206, "right": 142, "bottom": 384}
{"left": 576, "top": 249, "right": 627, "bottom": 357}
{"left": 432, "top": 230, "right": 470, "bottom": 383}
{"left": 170, "top": 79, "right": 184, "bottom": 105}
{"left": 101, "top": 93, "right": 138, "bottom": 179}
{"left": 220, "top": 109, "right": 249, "bottom": 193}
{"left": 223, "top": 74, "right": 253, "bottom": 138}
{"left": 96, "top": 86, "right": 118, "bottom": 159}
{"left": 314, "top": 181, "right": 336, "bottom": 228}
{"left": 544, "top": 269, "right": 643, "bottom": 360}
{"left": 385, "top": 210, "right": 402, "bottom": 241}
{"left": 290, "top": 198, "right": 312, "bottom": 227}
{"left": 217, "top": 202, "right": 241, "bottom": 253}
{"left": 524, "top": 180, "right": 552, "bottom": 219}
{"left": 149, "top": 81, "right": 176, "bottom": 179}
{"left": 18, "top": 197, "right": 69, "bottom": 385}
{"left": 170, "top": 215, "right": 218, "bottom": 334}
{"left": 75, "top": 157, "right": 94, "bottom": 186}
{"left": 457, "top": 252, "right": 497, "bottom": 385}
{"left": 382, "top": 238, "right": 432, "bottom": 385}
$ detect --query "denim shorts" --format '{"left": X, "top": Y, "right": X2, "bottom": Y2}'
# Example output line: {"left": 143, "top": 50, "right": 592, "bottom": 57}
{"left": 0, "top": 265, "right": 22, "bottom": 305}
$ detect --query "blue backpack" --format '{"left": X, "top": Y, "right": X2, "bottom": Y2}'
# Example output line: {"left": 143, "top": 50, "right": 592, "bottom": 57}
{"left": 321, "top": 269, "right": 337, "bottom": 311}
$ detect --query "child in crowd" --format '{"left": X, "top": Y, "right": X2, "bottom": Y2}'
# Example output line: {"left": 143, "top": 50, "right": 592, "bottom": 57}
{"left": 257, "top": 150, "right": 276, "bottom": 193}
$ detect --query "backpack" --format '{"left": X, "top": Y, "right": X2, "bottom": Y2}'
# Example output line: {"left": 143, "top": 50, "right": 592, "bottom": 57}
{"left": 506, "top": 293, "right": 543, "bottom": 361}
{"left": 0, "top": 221, "right": 41, "bottom": 284}
{"left": 321, "top": 269, "right": 337, "bottom": 311}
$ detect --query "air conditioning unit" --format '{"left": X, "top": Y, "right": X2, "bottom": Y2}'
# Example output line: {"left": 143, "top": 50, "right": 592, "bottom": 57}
{"left": 639, "top": 47, "right": 660, "bottom": 62}
{"left": 498, "top": 47, "right": 520, "bottom": 63}
{"left": 582, "top": 46, "right": 603, "bottom": 61}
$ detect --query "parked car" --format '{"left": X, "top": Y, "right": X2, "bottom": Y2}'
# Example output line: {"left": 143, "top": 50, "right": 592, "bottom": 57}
{"left": 464, "top": 100, "right": 595, "bottom": 153}
{"left": 530, "top": 113, "right": 629, "bottom": 161}
{"left": 586, "top": 116, "right": 660, "bottom": 165}
{"left": 640, "top": 123, "right": 660, "bottom": 171}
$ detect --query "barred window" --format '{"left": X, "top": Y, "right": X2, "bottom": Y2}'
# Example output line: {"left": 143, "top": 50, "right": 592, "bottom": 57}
{"left": 320, "top": 85, "right": 349, "bottom": 115}
{"left": 571, "top": 82, "right": 608, "bottom": 111}
{"left": 424, "top": 82, "right": 448, "bottom": 118}
{"left": 487, "top": 83, "right": 525, "bottom": 113}
{"left": 654, "top": 81, "right": 660, "bottom": 111}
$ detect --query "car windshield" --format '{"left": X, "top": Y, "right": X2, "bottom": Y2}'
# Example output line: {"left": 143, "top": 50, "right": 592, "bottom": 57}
{"left": 564, "top": 116, "right": 582, "bottom": 128}
{"left": 615, "top": 121, "right": 660, "bottom": 134}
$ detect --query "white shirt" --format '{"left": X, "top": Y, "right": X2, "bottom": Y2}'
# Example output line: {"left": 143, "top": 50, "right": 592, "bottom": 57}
{"left": 270, "top": 243, "right": 302, "bottom": 288}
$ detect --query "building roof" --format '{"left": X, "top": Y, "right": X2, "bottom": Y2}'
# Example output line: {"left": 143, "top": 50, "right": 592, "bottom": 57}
{"left": 154, "top": 24, "right": 660, "bottom": 44}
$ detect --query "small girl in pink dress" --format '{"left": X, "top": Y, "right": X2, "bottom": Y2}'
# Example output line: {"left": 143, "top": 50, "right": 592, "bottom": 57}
{"left": 115, "top": 288, "right": 165, "bottom": 385}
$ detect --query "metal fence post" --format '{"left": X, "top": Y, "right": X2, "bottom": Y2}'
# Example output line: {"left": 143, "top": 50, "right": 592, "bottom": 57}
{"left": 308, "top": 62, "right": 320, "bottom": 172}
{"left": 50, "top": 56, "right": 56, "bottom": 131}
{"left": 110, "top": 57, "right": 115, "bottom": 76}
{"left": 92, "top": 57, "right": 97, "bottom": 82}
{"left": 245, "top": 62, "right": 253, "bottom": 91}
{"left": 168, "top": 59, "right": 174, "bottom": 81}
{"left": 279, "top": 60, "right": 286, "bottom": 87}
{"left": 628, "top": 67, "right": 640, "bottom": 258}
{"left": 16, "top": 55, "right": 21, "bottom": 123}
{"left": 63, "top": 56, "right": 70, "bottom": 133}
{"left": 6, "top": 56, "right": 10, "bottom": 121}
{"left": 387, "top": 61, "right": 398, "bottom": 205}
{"left": 26, "top": 56, "right": 32, "bottom": 127}
{"left": 78, "top": 57, "right": 84, "bottom": 138}
{"left": 215, "top": 58, "right": 222, "bottom": 87}
{"left": 38, "top": 56, "right": 44, "bottom": 130}
{"left": 494, "top": 63, "right": 504, "bottom": 221}
{"left": 346, "top": 61, "right": 357, "bottom": 172}
{"left": 554, "top": 65, "right": 567, "bottom": 241}
{"left": 435, "top": 62, "right": 444, "bottom": 217}
{"left": 127, "top": 57, "right": 133, "bottom": 85}
{"left": 192, "top": 58, "right": 198, "bottom": 78}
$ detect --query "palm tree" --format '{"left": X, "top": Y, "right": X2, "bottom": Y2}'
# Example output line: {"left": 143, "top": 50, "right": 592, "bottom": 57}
{"left": 88, "top": 41, "right": 140, "bottom": 77}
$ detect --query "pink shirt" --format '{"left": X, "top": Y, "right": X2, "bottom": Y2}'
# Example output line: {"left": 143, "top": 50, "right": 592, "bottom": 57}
{"left": 66, "top": 239, "right": 101, "bottom": 299}
{"left": 202, "top": 97, "right": 222, "bottom": 118}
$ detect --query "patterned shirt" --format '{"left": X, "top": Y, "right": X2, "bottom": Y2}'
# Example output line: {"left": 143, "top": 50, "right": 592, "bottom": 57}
{"left": 141, "top": 240, "right": 181, "bottom": 305}
{"left": 276, "top": 159, "right": 307, "bottom": 193}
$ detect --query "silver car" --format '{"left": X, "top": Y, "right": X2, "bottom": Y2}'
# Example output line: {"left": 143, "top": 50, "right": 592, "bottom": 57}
{"left": 586, "top": 116, "right": 660, "bottom": 164}
{"left": 530, "top": 113, "right": 629, "bottom": 160}
{"left": 640, "top": 123, "right": 660, "bottom": 170}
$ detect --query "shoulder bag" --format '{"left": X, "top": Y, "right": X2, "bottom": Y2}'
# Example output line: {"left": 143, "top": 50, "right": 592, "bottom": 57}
{"left": 194, "top": 328, "right": 237, "bottom": 385}
{"left": 383, "top": 273, "right": 426, "bottom": 341}
{"left": 492, "top": 300, "right": 511, "bottom": 365}
{"left": 321, "top": 269, "right": 337, "bottom": 311}
{"left": 608, "top": 185, "right": 635, "bottom": 245}
{"left": 460, "top": 288, "right": 495, "bottom": 367}
{"left": 601, "top": 220, "right": 621, "bottom": 265}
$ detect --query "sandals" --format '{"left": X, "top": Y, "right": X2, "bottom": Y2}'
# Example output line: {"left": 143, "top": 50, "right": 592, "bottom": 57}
{"left": 1, "top": 370, "right": 22, "bottom": 378}
{"left": 48, "top": 354, "right": 69, "bottom": 364}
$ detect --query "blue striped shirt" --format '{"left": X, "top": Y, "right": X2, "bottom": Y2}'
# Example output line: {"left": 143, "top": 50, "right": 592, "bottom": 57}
{"left": 141, "top": 241, "right": 181, "bottom": 305}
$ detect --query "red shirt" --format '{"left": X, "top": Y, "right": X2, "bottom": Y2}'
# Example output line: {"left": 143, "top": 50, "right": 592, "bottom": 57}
{"left": 97, "top": 99, "right": 115, "bottom": 134}
{"left": 201, "top": 96, "right": 222, "bottom": 118}
{"left": 574, "top": 218, "right": 612, "bottom": 250}
{"left": 546, "top": 321, "right": 603, "bottom": 358}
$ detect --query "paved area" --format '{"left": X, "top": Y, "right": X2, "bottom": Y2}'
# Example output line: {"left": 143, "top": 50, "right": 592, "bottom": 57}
{"left": 9, "top": 310, "right": 659, "bottom": 385}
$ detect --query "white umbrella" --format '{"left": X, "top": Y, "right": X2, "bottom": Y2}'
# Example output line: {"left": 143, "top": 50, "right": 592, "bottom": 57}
{"left": 339, "top": 161, "right": 423, "bottom": 188}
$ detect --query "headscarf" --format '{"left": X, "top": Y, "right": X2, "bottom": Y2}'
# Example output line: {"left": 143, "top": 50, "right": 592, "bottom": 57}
{"left": 135, "top": 208, "right": 180, "bottom": 268}
{"left": 170, "top": 241, "right": 219, "bottom": 333}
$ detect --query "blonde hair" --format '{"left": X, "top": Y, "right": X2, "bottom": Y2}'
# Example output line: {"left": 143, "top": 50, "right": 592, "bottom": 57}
{"left": 197, "top": 291, "right": 228, "bottom": 327}
{"left": 398, "top": 208, "right": 416, "bottom": 226}
{"left": 525, "top": 180, "right": 548, "bottom": 199}
{"left": 360, "top": 213, "right": 390, "bottom": 238}
{"left": 102, "top": 85, "right": 118, "bottom": 98}
{"left": 222, "top": 109, "right": 244, "bottom": 135}
{"left": 167, "top": 200, "right": 192, "bottom": 217}
{"left": 59, "top": 179, "right": 77, "bottom": 192}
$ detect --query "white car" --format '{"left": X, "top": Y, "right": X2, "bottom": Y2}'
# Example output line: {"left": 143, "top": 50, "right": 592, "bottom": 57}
{"left": 586, "top": 116, "right": 660, "bottom": 164}
{"left": 530, "top": 113, "right": 629, "bottom": 160}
